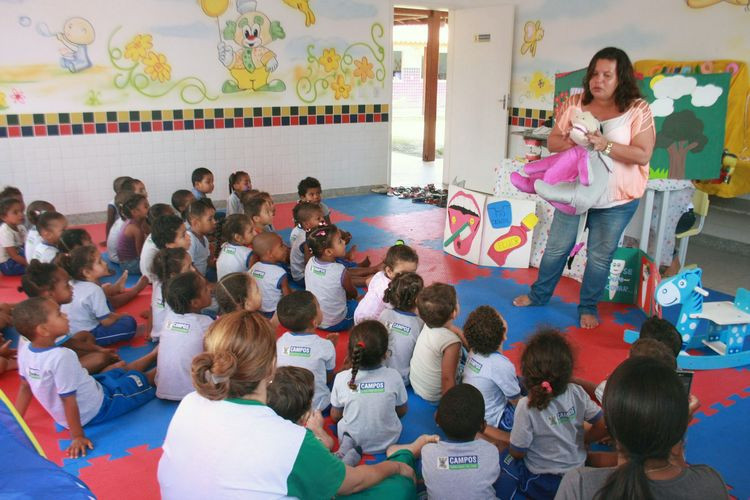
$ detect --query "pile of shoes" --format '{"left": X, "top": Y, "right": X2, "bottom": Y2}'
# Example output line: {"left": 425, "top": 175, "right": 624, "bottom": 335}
{"left": 372, "top": 184, "right": 448, "bottom": 207}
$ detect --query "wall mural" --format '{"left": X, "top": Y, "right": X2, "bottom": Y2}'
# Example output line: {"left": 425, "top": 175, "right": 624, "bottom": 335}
{"left": 0, "top": 0, "right": 388, "bottom": 113}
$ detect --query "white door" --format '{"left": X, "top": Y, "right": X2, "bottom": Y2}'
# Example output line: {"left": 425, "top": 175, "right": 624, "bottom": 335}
{"left": 444, "top": 5, "right": 514, "bottom": 194}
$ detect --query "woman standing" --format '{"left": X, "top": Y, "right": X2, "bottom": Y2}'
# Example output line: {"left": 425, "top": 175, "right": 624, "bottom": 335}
{"left": 514, "top": 47, "right": 655, "bottom": 328}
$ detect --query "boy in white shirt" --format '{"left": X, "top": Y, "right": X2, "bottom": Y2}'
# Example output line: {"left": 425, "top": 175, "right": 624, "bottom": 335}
{"left": 13, "top": 297, "right": 156, "bottom": 458}
{"left": 0, "top": 197, "right": 28, "bottom": 275}
{"left": 185, "top": 199, "right": 216, "bottom": 280}
{"left": 32, "top": 211, "right": 67, "bottom": 264}
{"left": 250, "top": 232, "right": 291, "bottom": 319}
{"left": 275, "top": 291, "right": 335, "bottom": 410}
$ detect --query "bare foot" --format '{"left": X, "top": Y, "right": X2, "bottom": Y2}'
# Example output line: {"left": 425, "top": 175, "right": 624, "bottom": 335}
{"left": 133, "top": 275, "right": 149, "bottom": 293}
{"left": 386, "top": 434, "right": 440, "bottom": 459}
{"left": 102, "top": 360, "right": 127, "bottom": 372}
{"left": 112, "top": 270, "right": 129, "bottom": 294}
{"left": 580, "top": 314, "right": 599, "bottom": 329}
{"left": 513, "top": 295, "right": 532, "bottom": 307}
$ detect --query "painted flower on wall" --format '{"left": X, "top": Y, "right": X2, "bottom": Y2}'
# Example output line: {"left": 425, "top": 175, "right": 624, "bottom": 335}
{"left": 528, "top": 71, "right": 553, "bottom": 99}
{"left": 331, "top": 74, "right": 351, "bottom": 100}
{"left": 0, "top": 92, "right": 7, "bottom": 110}
{"left": 319, "top": 48, "right": 341, "bottom": 73}
{"left": 353, "top": 56, "right": 374, "bottom": 84}
{"left": 124, "top": 34, "right": 153, "bottom": 63}
{"left": 143, "top": 51, "right": 172, "bottom": 83}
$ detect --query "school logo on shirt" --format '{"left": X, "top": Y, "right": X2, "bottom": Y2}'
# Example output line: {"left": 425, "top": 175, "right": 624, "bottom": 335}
{"left": 168, "top": 321, "right": 191, "bottom": 334}
{"left": 27, "top": 367, "right": 42, "bottom": 380}
{"left": 437, "top": 455, "right": 479, "bottom": 470}
{"left": 312, "top": 265, "right": 326, "bottom": 277}
{"left": 467, "top": 358, "right": 483, "bottom": 374}
{"left": 357, "top": 381, "right": 385, "bottom": 394}
{"left": 391, "top": 323, "right": 412, "bottom": 336}
{"left": 223, "top": 246, "right": 237, "bottom": 255}
{"left": 251, "top": 269, "right": 266, "bottom": 280}
{"left": 548, "top": 405, "right": 577, "bottom": 426}
{"left": 156, "top": 297, "right": 165, "bottom": 309}
{"left": 283, "top": 346, "right": 311, "bottom": 357}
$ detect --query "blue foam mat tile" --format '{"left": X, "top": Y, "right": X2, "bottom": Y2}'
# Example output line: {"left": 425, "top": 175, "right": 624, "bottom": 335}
{"left": 326, "top": 195, "right": 437, "bottom": 218}
{"left": 686, "top": 393, "right": 750, "bottom": 499}
{"left": 612, "top": 306, "right": 647, "bottom": 329}
{"left": 335, "top": 219, "right": 405, "bottom": 251}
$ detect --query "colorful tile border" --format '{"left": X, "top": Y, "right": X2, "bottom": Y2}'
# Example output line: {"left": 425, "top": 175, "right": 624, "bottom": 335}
{"left": 0, "top": 104, "right": 390, "bottom": 139}
{"left": 508, "top": 107, "right": 552, "bottom": 129}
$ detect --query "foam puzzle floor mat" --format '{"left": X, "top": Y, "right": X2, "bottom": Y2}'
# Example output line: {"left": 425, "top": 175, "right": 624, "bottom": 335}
{"left": 1, "top": 194, "right": 748, "bottom": 499}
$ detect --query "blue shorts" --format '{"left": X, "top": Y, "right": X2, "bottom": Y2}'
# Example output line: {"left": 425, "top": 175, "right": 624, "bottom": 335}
{"left": 88, "top": 368, "right": 155, "bottom": 425}
{"left": 496, "top": 449, "right": 564, "bottom": 499}
{"left": 119, "top": 259, "right": 141, "bottom": 275}
{"left": 0, "top": 246, "right": 26, "bottom": 276}
{"left": 499, "top": 402, "right": 516, "bottom": 432}
{"left": 335, "top": 257, "right": 358, "bottom": 269}
{"left": 288, "top": 276, "right": 305, "bottom": 290}
{"left": 91, "top": 315, "right": 137, "bottom": 346}
{"left": 320, "top": 299, "right": 358, "bottom": 332}
{"left": 260, "top": 310, "right": 275, "bottom": 319}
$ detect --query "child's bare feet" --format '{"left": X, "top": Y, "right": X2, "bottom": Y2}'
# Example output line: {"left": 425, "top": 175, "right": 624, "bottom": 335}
{"left": 133, "top": 275, "right": 149, "bottom": 293}
{"left": 512, "top": 294, "right": 532, "bottom": 307}
{"left": 580, "top": 314, "right": 599, "bottom": 329}
{"left": 387, "top": 434, "right": 439, "bottom": 459}
{"left": 102, "top": 360, "right": 127, "bottom": 372}
{"left": 112, "top": 270, "right": 129, "bottom": 294}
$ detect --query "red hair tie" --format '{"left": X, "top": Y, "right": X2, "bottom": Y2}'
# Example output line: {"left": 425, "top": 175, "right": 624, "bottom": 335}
{"left": 541, "top": 381, "right": 552, "bottom": 393}
{"left": 356, "top": 341, "right": 366, "bottom": 349}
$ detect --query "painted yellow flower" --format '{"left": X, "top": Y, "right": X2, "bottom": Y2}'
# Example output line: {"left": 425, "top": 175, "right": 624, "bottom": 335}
{"left": 353, "top": 56, "right": 374, "bottom": 84}
{"left": 319, "top": 48, "right": 341, "bottom": 73}
{"left": 143, "top": 51, "right": 171, "bottom": 83}
{"left": 125, "top": 34, "right": 153, "bottom": 62}
{"left": 528, "top": 71, "right": 553, "bottom": 99}
{"left": 0, "top": 92, "right": 6, "bottom": 109}
{"left": 331, "top": 74, "right": 351, "bottom": 100}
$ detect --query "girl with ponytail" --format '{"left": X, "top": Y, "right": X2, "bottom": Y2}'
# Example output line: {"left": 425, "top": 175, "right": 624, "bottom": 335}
{"left": 330, "top": 320, "right": 408, "bottom": 454}
{"left": 148, "top": 248, "right": 192, "bottom": 342}
{"left": 226, "top": 171, "right": 252, "bottom": 216}
{"left": 497, "top": 329, "right": 608, "bottom": 499}
{"left": 159, "top": 311, "right": 417, "bottom": 499}
{"left": 555, "top": 356, "right": 729, "bottom": 500}
{"left": 380, "top": 271, "right": 424, "bottom": 385}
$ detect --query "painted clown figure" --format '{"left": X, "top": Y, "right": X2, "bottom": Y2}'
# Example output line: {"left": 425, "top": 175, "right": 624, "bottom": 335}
{"left": 218, "top": 0, "right": 286, "bottom": 92}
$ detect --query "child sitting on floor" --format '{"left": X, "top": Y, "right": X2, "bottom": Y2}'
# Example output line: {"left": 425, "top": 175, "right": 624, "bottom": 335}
{"left": 216, "top": 214, "right": 254, "bottom": 281}
{"left": 276, "top": 291, "right": 336, "bottom": 411}
{"left": 59, "top": 246, "right": 138, "bottom": 346}
{"left": 298, "top": 176, "right": 332, "bottom": 224}
{"left": 410, "top": 283, "right": 466, "bottom": 402}
{"left": 249, "top": 232, "right": 291, "bottom": 319}
{"left": 421, "top": 384, "right": 501, "bottom": 500}
{"left": 243, "top": 195, "right": 274, "bottom": 235}
{"left": 171, "top": 189, "right": 196, "bottom": 223}
{"left": 24, "top": 200, "right": 55, "bottom": 259}
{"left": 214, "top": 272, "right": 262, "bottom": 315}
{"left": 156, "top": 271, "right": 214, "bottom": 400}
{"left": 305, "top": 225, "right": 358, "bottom": 332}
{"left": 226, "top": 171, "right": 252, "bottom": 216}
{"left": 354, "top": 244, "right": 419, "bottom": 324}
{"left": 105, "top": 176, "right": 132, "bottom": 239}
{"left": 149, "top": 248, "right": 192, "bottom": 343}
{"left": 117, "top": 193, "right": 150, "bottom": 275}
{"left": 380, "top": 271, "right": 424, "bottom": 386}
{"left": 106, "top": 190, "right": 133, "bottom": 264}
{"left": 191, "top": 167, "right": 214, "bottom": 202}
{"left": 496, "top": 329, "right": 607, "bottom": 499}
{"left": 289, "top": 202, "right": 326, "bottom": 286}
{"left": 59, "top": 228, "right": 93, "bottom": 252}
{"left": 0, "top": 196, "right": 28, "bottom": 275}
{"left": 462, "top": 306, "right": 521, "bottom": 437}
{"left": 20, "top": 260, "right": 120, "bottom": 373}
{"left": 13, "top": 297, "right": 156, "bottom": 458}
{"left": 140, "top": 213, "right": 190, "bottom": 283}
{"left": 137, "top": 204, "right": 177, "bottom": 281}
{"left": 32, "top": 211, "right": 67, "bottom": 264}
{"left": 331, "top": 320, "right": 408, "bottom": 455}
{"left": 185, "top": 199, "right": 217, "bottom": 279}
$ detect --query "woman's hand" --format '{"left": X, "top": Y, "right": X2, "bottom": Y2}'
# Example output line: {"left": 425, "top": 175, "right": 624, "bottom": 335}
{"left": 586, "top": 130, "right": 609, "bottom": 152}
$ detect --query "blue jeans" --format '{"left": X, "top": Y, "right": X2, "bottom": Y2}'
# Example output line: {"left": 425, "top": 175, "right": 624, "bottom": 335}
{"left": 528, "top": 200, "right": 639, "bottom": 317}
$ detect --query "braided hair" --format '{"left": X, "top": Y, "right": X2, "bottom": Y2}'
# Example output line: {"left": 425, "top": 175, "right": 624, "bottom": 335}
{"left": 383, "top": 271, "right": 424, "bottom": 311}
{"left": 347, "top": 320, "right": 389, "bottom": 390}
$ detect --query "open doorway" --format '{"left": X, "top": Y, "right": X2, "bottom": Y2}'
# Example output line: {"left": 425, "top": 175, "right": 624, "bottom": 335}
{"left": 390, "top": 8, "right": 447, "bottom": 189}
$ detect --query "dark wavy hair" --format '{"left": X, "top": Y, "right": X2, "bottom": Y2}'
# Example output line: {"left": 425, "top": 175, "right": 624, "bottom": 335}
{"left": 521, "top": 328, "right": 573, "bottom": 410}
{"left": 582, "top": 47, "right": 641, "bottom": 112}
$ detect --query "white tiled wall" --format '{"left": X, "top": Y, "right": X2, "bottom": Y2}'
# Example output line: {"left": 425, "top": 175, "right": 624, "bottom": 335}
{"left": 0, "top": 124, "right": 390, "bottom": 215}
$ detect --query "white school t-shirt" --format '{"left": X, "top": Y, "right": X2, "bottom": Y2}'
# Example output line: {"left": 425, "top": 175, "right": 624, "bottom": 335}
{"left": 24, "top": 227, "right": 41, "bottom": 262}
{"left": 17, "top": 344, "right": 104, "bottom": 428}
{"left": 381, "top": 308, "right": 424, "bottom": 386}
{"left": 226, "top": 191, "right": 243, "bottom": 216}
{"left": 510, "top": 384, "right": 603, "bottom": 475}
{"left": 289, "top": 225, "right": 307, "bottom": 281}
{"left": 250, "top": 261, "right": 287, "bottom": 313}
{"left": 158, "top": 394, "right": 346, "bottom": 500}
{"left": 304, "top": 257, "right": 346, "bottom": 329}
{"left": 462, "top": 351, "right": 521, "bottom": 428}
{"left": 106, "top": 218, "right": 126, "bottom": 263}
{"left": 150, "top": 280, "right": 172, "bottom": 341}
{"left": 353, "top": 271, "right": 391, "bottom": 324}
{"left": 187, "top": 230, "right": 211, "bottom": 276}
{"left": 31, "top": 241, "right": 59, "bottom": 264}
{"left": 61, "top": 280, "right": 111, "bottom": 333}
{"left": 139, "top": 235, "right": 159, "bottom": 282}
{"left": 422, "top": 439, "right": 501, "bottom": 500}
{"left": 216, "top": 242, "right": 253, "bottom": 281}
{"left": 0, "top": 223, "right": 26, "bottom": 264}
{"left": 276, "top": 332, "right": 336, "bottom": 410}
{"left": 409, "top": 325, "right": 461, "bottom": 402}
{"left": 330, "top": 365, "right": 407, "bottom": 454}
{"left": 156, "top": 310, "right": 214, "bottom": 400}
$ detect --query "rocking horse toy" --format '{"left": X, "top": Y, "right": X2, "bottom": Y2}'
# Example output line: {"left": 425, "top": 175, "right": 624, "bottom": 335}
{"left": 625, "top": 268, "right": 750, "bottom": 370}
